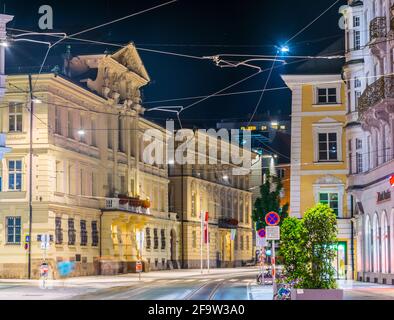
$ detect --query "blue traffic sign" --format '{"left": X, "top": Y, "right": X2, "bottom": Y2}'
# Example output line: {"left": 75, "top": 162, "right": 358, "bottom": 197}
{"left": 257, "top": 228, "right": 266, "bottom": 238}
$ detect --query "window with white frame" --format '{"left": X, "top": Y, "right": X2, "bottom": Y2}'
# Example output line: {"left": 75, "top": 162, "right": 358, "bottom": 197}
{"left": 353, "top": 30, "right": 361, "bottom": 50}
{"left": 318, "top": 133, "right": 338, "bottom": 161}
{"left": 354, "top": 77, "right": 361, "bottom": 88}
{"left": 6, "top": 216, "right": 21, "bottom": 244}
{"left": 67, "top": 110, "right": 73, "bottom": 139}
{"left": 355, "top": 91, "right": 361, "bottom": 110}
{"left": 8, "top": 160, "right": 22, "bottom": 191}
{"left": 9, "top": 103, "right": 23, "bottom": 132}
{"left": 319, "top": 192, "right": 339, "bottom": 216}
{"left": 353, "top": 16, "right": 360, "bottom": 28}
{"left": 317, "top": 88, "right": 337, "bottom": 104}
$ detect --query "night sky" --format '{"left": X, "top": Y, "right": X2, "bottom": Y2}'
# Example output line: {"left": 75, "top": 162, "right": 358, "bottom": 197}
{"left": 2, "top": 0, "right": 346, "bottom": 128}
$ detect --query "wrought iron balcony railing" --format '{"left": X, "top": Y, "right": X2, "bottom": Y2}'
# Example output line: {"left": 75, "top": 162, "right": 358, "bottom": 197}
{"left": 370, "top": 17, "right": 387, "bottom": 40}
{"left": 358, "top": 75, "right": 394, "bottom": 119}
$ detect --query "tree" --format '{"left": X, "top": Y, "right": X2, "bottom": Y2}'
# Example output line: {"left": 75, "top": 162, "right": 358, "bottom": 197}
{"left": 301, "top": 203, "right": 338, "bottom": 289}
{"left": 279, "top": 204, "right": 338, "bottom": 289}
{"left": 279, "top": 217, "right": 308, "bottom": 283}
{"left": 253, "top": 172, "right": 289, "bottom": 230}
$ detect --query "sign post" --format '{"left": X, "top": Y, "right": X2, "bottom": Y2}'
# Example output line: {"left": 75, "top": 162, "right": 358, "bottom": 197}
{"left": 265, "top": 212, "right": 281, "bottom": 297}
{"left": 200, "top": 211, "right": 203, "bottom": 274}
{"left": 204, "top": 212, "right": 209, "bottom": 273}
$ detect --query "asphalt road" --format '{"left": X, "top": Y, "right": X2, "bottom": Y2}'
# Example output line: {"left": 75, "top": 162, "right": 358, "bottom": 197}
{"left": 73, "top": 271, "right": 257, "bottom": 300}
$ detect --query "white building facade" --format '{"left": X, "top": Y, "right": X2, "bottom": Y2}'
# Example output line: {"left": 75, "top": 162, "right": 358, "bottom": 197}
{"left": 343, "top": 0, "right": 394, "bottom": 284}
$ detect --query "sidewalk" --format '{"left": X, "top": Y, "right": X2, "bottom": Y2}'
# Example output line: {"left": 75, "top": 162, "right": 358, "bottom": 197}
{"left": 248, "top": 283, "right": 274, "bottom": 300}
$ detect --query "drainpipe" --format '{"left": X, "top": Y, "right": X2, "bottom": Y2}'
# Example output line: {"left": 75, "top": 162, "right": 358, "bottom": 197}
{"left": 350, "top": 195, "right": 355, "bottom": 280}
{"left": 99, "top": 211, "right": 104, "bottom": 275}
{"left": 28, "top": 74, "right": 34, "bottom": 279}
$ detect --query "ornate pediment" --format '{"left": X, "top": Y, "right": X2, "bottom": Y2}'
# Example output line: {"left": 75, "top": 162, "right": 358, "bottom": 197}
{"left": 111, "top": 44, "right": 150, "bottom": 83}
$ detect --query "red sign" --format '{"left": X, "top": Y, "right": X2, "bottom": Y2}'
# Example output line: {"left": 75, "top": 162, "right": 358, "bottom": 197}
{"left": 390, "top": 175, "right": 394, "bottom": 187}
{"left": 136, "top": 261, "right": 143, "bottom": 273}
{"left": 258, "top": 228, "right": 266, "bottom": 238}
{"left": 265, "top": 212, "right": 280, "bottom": 226}
{"left": 204, "top": 212, "right": 209, "bottom": 244}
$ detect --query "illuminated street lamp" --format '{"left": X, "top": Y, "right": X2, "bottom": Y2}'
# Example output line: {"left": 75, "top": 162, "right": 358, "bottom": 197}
{"left": 78, "top": 129, "right": 86, "bottom": 136}
{"left": 280, "top": 46, "right": 290, "bottom": 53}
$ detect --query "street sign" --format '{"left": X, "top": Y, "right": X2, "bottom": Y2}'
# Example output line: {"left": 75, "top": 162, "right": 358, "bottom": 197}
{"left": 265, "top": 212, "right": 280, "bottom": 226}
{"left": 257, "top": 228, "right": 266, "bottom": 238}
{"left": 40, "top": 234, "right": 50, "bottom": 250}
{"left": 136, "top": 261, "right": 143, "bottom": 273}
{"left": 256, "top": 236, "right": 267, "bottom": 247}
{"left": 266, "top": 226, "right": 280, "bottom": 240}
{"left": 40, "top": 263, "right": 49, "bottom": 277}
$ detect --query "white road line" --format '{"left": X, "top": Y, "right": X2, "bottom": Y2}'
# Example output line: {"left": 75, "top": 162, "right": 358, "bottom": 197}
{"left": 229, "top": 279, "right": 237, "bottom": 282}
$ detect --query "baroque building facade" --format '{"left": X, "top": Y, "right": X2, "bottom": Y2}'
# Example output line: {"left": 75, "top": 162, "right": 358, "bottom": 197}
{"left": 0, "top": 44, "right": 181, "bottom": 279}
{"left": 343, "top": 0, "right": 394, "bottom": 284}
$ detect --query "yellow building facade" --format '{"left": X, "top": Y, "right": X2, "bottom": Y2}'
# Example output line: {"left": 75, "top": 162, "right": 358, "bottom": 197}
{"left": 0, "top": 44, "right": 181, "bottom": 279}
{"left": 169, "top": 131, "right": 256, "bottom": 268}
{"left": 282, "top": 74, "right": 355, "bottom": 280}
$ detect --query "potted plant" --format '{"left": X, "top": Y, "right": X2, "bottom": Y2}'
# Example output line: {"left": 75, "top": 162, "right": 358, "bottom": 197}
{"left": 280, "top": 204, "right": 342, "bottom": 300}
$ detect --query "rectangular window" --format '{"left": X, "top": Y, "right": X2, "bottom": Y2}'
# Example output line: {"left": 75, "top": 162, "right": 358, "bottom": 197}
{"left": 318, "top": 133, "right": 338, "bottom": 161}
{"left": 353, "top": 16, "right": 360, "bottom": 27}
{"left": 191, "top": 192, "right": 196, "bottom": 217}
{"left": 9, "top": 103, "right": 23, "bottom": 132}
{"left": 353, "top": 30, "right": 361, "bottom": 50}
{"left": 317, "top": 88, "right": 337, "bottom": 104}
{"left": 55, "top": 217, "right": 63, "bottom": 245}
{"left": 354, "top": 77, "right": 361, "bottom": 88}
{"left": 91, "top": 119, "right": 97, "bottom": 147}
{"left": 153, "top": 228, "right": 159, "bottom": 250}
{"left": 319, "top": 193, "right": 339, "bottom": 216}
{"left": 145, "top": 228, "right": 151, "bottom": 250}
{"left": 246, "top": 235, "right": 250, "bottom": 250}
{"left": 118, "top": 117, "right": 124, "bottom": 152}
{"left": 92, "top": 221, "right": 99, "bottom": 247}
{"left": 161, "top": 229, "right": 166, "bottom": 250}
{"left": 6, "top": 217, "right": 21, "bottom": 244}
{"left": 92, "top": 172, "right": 97, "bottom": 197}
{"left": 8, "top": 160, "right": 22, "bottom": 191}
{"left": 80, "top": 115, "right": 86, "bottom": 144}
{"left": 55, "top": 106, "right": 62, "bottom": 135}
{"left": 67, "top": 111, "right": 73, "bottom": 139}
{"left": 107, "top": 117, "right": 113, "bottom": 149}
{"left": 355, "top": 91, "right": 361, "bottom": 110}
{"left": 56, "top": 161, "right": 63, "bottom": 193}
{"left": 240, "top": 235, "right": 244, "bottom": 250}
{"left": 68, "top": 218, "right": 76, "bottom": 245}
{"left": 80, "top": 220, "right": 87, "bottom": 246}
{"left": 192, "top": 230, "right": 197, "bottom": 249}
{"left": 356, "top": 138, "right": 362, "bottom": 150}
{"left": 356, "top": 153, "right": 363, "bottom": 174}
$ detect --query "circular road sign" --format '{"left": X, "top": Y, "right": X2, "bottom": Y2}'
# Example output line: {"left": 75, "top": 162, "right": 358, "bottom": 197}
{"left": 257, "top": 228, "right": 266, "bottom": 238}
{"left": 265, "top": 211, "right": 280, "bottom": 226}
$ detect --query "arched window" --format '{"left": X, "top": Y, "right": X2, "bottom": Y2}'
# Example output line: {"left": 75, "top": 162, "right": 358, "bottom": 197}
{"left": 381, "top": 211, "right": 390, "bottom": 274}
{"left": 365, "top": 215, "right": 372, "bottom": 272}
{"left": 372, "top": 213, "right": 381, "bottom": 273}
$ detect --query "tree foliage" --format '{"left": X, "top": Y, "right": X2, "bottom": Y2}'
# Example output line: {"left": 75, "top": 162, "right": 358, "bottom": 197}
{"left": 279, "top": 217, "right": 308, "bottom": 283}
{"left": 253, "top": 172, "right": 289, "bottom": 230}
{"left": 280, "top": 203, "right": 338, "bottom": 289}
